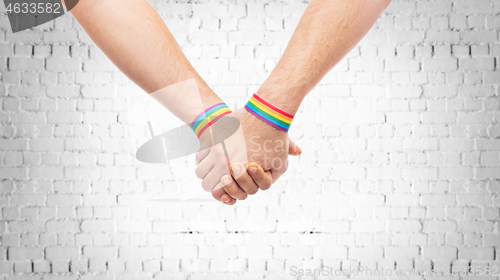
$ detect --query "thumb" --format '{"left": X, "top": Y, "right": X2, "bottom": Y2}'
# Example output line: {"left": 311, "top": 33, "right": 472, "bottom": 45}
{"left": 288, "top": 138, "right": 302, "bottom": 156}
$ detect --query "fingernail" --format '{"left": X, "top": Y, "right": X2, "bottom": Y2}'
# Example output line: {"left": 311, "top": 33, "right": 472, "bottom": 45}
{"left": 222, "top": 177, "right": 232, "bottom": 186}
{"left": 224, "top": 198, "right": 231, "bottom": 203}
{"left": 231, "top": 164, "right": 243, "bottom": 178}
{"left": 249, "top": 166, "right": 258, "bottom": 173}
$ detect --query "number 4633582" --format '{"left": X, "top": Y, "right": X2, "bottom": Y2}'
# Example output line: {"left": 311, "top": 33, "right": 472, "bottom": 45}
{"left": 6, "top": 2, "right": 62, "bottom": 14}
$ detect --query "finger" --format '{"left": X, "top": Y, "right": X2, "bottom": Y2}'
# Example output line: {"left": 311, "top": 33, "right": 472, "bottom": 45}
{"left": 211, "top": 182, "right": 225, "bottom": 200}
{"left": 201, "top": 165, "right": 228, "bottom": 192}
{"left": 194, "top": 155, "right": 213, "bottom": 179}
{"left": 221, "top": 193, "right": 237, "bottom": 205}
{"left": 231, "top": 162, "right": 259, "bottom": 195}
{"left": 221, "top": 175, "right": 247, "bottom": 200}
{"left": 195, "top": 148, "right": 210, "bottom": 165}
{"left": 212, "top": 182, "right": 225, "bottom": 200}
{"left": 211, "top": 183, "right": 237, "bottom": 205}
{"left": 247, "top": 162, "right": 272, "bottom": 191}
{"left": 288, "top": 138, "right": 302, "bottom": 156}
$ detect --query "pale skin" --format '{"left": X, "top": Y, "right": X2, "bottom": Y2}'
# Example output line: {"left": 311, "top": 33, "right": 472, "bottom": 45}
{"left": 67, "top": 0, "right": 391, "bottom": 205}
{"left": 65, "top": 0, "right": 223, "bottom": 122}
{"left": 198, "top": 0, "right": 392, "bottom": 204}
{"left": 65, "top": 0, "right": 298, "bottom": 201}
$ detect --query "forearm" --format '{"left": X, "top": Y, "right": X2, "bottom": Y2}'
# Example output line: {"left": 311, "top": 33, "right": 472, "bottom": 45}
{"left": 257, "top": 0, "right": 391, "bottom": 115}
{"left": 68, "top": 0, "right": 223, "bottom": 124}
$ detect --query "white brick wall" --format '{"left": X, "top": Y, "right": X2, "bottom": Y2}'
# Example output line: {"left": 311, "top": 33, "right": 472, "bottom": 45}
{"left": 0, "top": 0, "right": 499, "bottom": 279}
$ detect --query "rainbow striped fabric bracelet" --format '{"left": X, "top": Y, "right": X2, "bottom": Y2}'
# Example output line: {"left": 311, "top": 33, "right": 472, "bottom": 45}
{"left": 191, "top": 103, "right": 232, "bottom": 138}
{"left": 245, "top": 93, "right": 294, "bottom": 132}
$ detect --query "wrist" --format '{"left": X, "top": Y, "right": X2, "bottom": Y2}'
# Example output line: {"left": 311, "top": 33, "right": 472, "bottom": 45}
{"left": 149, "top": 79, "right": 227, "bottom": 125}
{"left": 255, "top": 84, "right": 305, "bottom": 116}
{"left": 189, "top": 82, "right": 230, "bottom": 144}
{"left": 192, "top": 103, "right": 232, "bottom": 144}
{"left": 197, "top": 84, "right": 226, "bottom": 111}
{"left": 244, "top": 93, "right": 295, "bottom": 133}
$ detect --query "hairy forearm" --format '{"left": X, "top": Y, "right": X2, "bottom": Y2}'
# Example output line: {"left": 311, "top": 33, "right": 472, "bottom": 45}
{"left": 68, "top": 0, "right": 222, "bottom": 123}
{"left": 258, "top": 0, "right": 391, "bottom": 114}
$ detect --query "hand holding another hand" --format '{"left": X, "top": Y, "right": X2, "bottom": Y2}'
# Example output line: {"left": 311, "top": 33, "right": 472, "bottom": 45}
{"left": 195, "top": 108, "right": 301, "bottom": 205}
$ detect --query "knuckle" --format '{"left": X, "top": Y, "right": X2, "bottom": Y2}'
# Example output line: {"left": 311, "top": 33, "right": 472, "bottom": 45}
{"left": 218, "top": 159, "right": 229, "bottom": 169}
{"left": 195, "top": 151, "right": 204, "bottom": 164}
{"left": 224, "top": 185, "right": 239, "bottom": 197}
{"left": 235, "top": 174, "right": 250, "bottom": 185}
{"left": 201, "top": 180, "right": 214, "bottom": 192}
{"left": 253, "top": 172, "right": 264, "bottom": 180}
{"left": 226, "top": 187, "right": 246, "bottom": 200}
{"left": 194, "top": 167, "right": 204, "bottom": 179}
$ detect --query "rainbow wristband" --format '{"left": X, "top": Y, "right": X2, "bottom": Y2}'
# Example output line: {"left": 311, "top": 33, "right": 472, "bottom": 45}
{"left": 245, "top": 93, "right": 294, "bottom": 132}
{"left": 191, "top": 103, "right": 232, "bottom": 138}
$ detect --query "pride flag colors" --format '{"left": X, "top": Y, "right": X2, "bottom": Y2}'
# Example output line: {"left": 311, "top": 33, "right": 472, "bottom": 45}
{"left": 245, "top": 93, "right": 294, "bottom": 132}
{"left": 192, "top": 103, "right": 232, "bottom": 138}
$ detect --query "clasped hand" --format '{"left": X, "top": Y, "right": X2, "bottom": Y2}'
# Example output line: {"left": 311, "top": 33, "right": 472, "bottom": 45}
{"left": 194, "top": 108, "right": 301, "bottom": 205}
